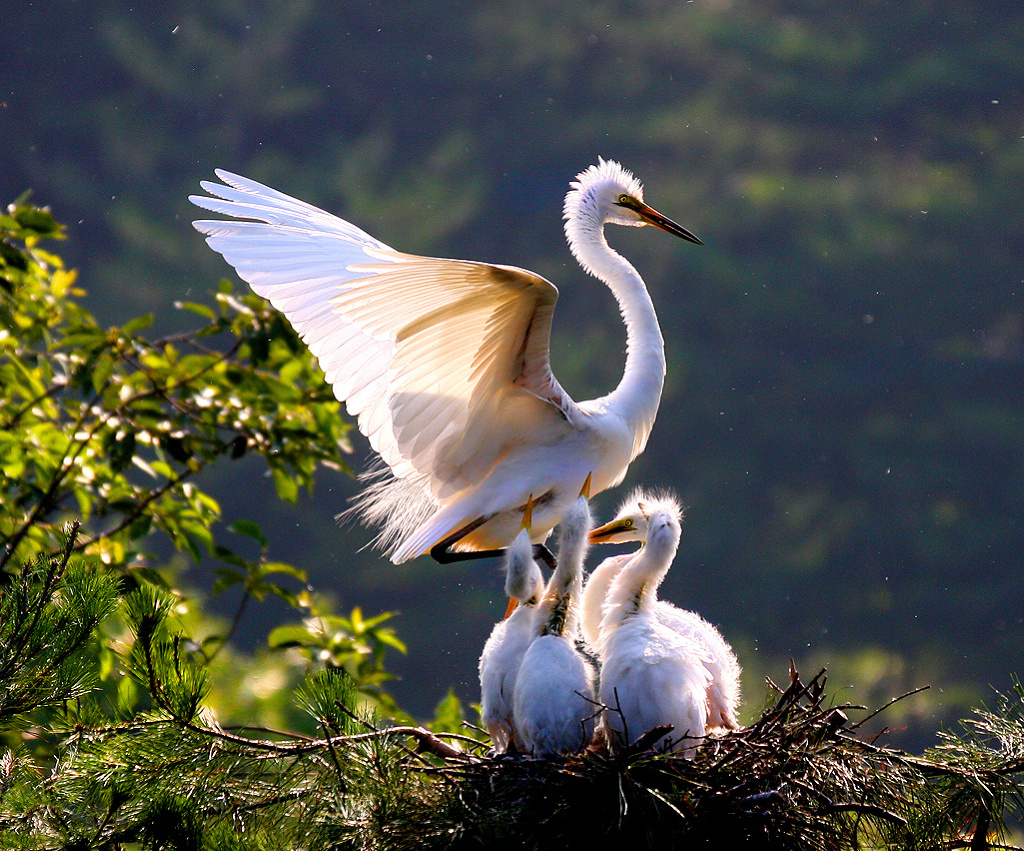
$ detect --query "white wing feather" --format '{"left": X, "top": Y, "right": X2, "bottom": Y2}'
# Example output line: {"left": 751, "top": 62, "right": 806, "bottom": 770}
{"left": 190, "top": 170, "right": 578, "bottom": 532}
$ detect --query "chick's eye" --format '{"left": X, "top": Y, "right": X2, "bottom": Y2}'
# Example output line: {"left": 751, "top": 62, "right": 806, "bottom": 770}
{"left": 617, "top": 194, "right": 632, "bottom": 205}
{"left": 623, "top": 519, "right": 634, "bottom": 528}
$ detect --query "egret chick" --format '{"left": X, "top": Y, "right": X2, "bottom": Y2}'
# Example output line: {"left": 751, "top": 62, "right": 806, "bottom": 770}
{"left": 512, "top": 492, "right": 596, "bottom": 757}
{"left": 586, "top": 490, "right": 742, "bottom": 732}
{"left": 478, "top": 506, "right": 545, "bottom": 753}
{"left": 190, "top": 161, "right": 701, "bottom": 565}
{"left": 598, "top": 507, "right": 710, "bottom": 755}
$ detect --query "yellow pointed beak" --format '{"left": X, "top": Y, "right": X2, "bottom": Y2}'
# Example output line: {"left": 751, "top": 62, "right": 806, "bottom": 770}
{"left": 520, "top": 494, "right": 534, "bottom": 532}
{"left": 588, "top": 517, "right": 633, "bottom": 544}
{"left": 503, "top": 597, "right": 519, "bottom": 619}
{"left": 578, "top": 473, "right": 593, "bottom": 500}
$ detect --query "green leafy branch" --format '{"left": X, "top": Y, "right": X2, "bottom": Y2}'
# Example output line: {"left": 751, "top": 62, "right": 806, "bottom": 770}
{"left": 1, "top": 197, "right": 351, "bottom": 583}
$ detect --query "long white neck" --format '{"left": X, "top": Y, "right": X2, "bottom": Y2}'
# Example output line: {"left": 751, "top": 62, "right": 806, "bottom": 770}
{"left": 540, "top": 558, "right": 584, "bottom": 639}
{"left": 580, "top": 552, "right": 631, "bottom": 649}
{"left": 539, "top": 500, "right": 591, "bottom": 638}
{"left": 566, "top": 216, "right": 666, "bottom": 453}
{"left": 599, "top": 531, "right": 675, "bottom": 637}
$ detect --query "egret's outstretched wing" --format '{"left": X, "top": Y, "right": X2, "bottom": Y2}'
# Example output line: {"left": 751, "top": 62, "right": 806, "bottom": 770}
{"left": 190, "top": 170, "right": 577, "bottom": 503}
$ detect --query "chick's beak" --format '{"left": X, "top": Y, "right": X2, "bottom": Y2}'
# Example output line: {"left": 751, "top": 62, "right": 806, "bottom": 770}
{"left": 520, "top": 494, "right": 534, "bottom": 532}
{"left": 578, "top": 472, "right": 593, "bottom": 500}
{"left": 588, "top": 517, "right": 632, "bottom": 544}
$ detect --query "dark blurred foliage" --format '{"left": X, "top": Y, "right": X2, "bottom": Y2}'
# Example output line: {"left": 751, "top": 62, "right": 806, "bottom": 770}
{"left": 2, "top": 1, "right": 1022, "bottom": 748}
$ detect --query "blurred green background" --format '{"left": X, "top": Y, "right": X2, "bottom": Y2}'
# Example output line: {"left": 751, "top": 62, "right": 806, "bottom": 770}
{"left": 3, "top": 1, "right": 1022, "bottom": 750}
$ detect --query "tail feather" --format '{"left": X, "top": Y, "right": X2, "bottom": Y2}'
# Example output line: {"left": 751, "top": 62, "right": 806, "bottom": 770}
{"left": 338, "top": 464, "right": 437, "bottom": 561}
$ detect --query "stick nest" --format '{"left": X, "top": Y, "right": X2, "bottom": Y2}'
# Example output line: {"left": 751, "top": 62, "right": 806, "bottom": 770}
{"left": 361, "top": 667, "right": 1023, "bottom": 851}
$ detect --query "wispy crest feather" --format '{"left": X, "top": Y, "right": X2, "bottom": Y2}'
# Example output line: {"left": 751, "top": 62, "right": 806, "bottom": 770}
{"left": 562, "top": 158, "right": 646, "bottom": 278}
{"left": 614, "top": 487, "right": 684, "bottom": 524}
{"left": 564, "top": 158, "right": 645, "bottom": 214}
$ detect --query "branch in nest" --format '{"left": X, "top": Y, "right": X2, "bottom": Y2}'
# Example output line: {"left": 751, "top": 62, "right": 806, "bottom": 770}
{"left": 327, "top": 726, "right": 474, "bottom": 762}
{"left": 392, "top": 726, "right": 473, "bottom": 761}
{"left": 628, "top": 725, "right": 677, "bottom": 755}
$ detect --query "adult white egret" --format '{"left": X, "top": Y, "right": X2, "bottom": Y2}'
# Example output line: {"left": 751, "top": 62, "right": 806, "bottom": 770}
{"left": 586, "top": 490, "right": 742, "bottom": 732}
{"left": 189, "top": 160, "right": 701, "bottom": 564}
{"left": 597, "top": 505, "right": 711, "bottom": 755}
{"left": 478, "top": 500, "right": 545, "bottom": 753}
{"left": 512, "top": 491, "right": 596, "bottom": 757}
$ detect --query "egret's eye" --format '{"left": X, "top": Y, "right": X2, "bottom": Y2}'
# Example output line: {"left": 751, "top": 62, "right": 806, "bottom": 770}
{"left": 623, "top": 519, "right": 634, "bottom": 528}
{"left": 617, "top": 193, "right": 633, "bottom": 206}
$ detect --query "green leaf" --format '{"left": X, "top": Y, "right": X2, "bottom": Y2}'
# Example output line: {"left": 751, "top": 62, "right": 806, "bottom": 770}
{"left": 429, "top": 688, "right": 464, "bottom": 733}
{"left": 229, "top": 519, "right": 268, "bottom": 548}
{"left": 267, "top": 624, "right": 316, "bottom": 649}
{"left": 149, "top": 460, "right": 175, "bottom": 480}
{"left": 181, "top": 520, "right": 214, "bottom": 556}
{"left": 90, "top": 353, "right": 116, "bottom": 393}
{"left": 262, "top": 582, "right": 300, "bottom": 607}
{"left": 258, "top": 561, "right": 306, "bottom": 581}
{"left": 358, "top": 610, "right": 398, "bottom": 631}
{"left": 13, "top": 204, "right": 61, "bottom": 236}
{"left": 121, "top": 313, "right": 154, "bottom": 335}
{"left": 375, "top": 631, "right": 408, "bottom": 655}
{"left": 108, "top": 430, "right": 137, "bottom": 473}
{"left": 211, "top": 567, "right": 246, "bottom": 595}
{"left": 271, "top": 467, "right": 299, "bottom": 503}
{"left": 175, "top": 301, "right": 217, "bottom": 320}
{"left": 212, "top": 545, "right": 249, "bottom": 570}
{"left": 127, "top": 565, "right": 173, "bottom": 590}
{"left": 128, "top": 513, "right": 153, "bottom": 540}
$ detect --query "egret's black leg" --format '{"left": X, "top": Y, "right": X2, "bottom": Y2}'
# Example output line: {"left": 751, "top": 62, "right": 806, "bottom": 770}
{"left": 430, "top": 544, "right": 508, "bottom": 564}
{"left": 429, "top": 515, "right": 494, "bottom": 564}
{"left": 428, "top": 517, "right": 558, "bottom": 570}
